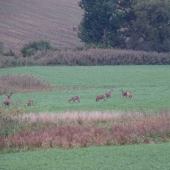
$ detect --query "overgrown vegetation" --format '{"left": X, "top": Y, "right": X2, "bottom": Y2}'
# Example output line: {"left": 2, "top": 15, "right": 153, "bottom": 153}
{"left": 0, "top": 74, "right": 55, "bottom": 94}
{"left": 0, "top": 49, "right": 170, "bottom": 68}
{"left": 1, "top": 110, "right": 170, "bottom": 152}
{"left": 21, "top": 40, "right": 57, "bottom": 57}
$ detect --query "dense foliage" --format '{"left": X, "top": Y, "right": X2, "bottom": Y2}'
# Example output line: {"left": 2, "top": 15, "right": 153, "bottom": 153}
{"left": 21, "top": 40, "right": 57, "bottom": 57}
{"left": 78, "top": 0, "right": 170, "bottom": 52}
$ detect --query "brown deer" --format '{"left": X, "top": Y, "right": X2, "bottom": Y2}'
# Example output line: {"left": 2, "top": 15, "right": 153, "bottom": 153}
{"left": 119, "top": 89, "right": 128, "bottom": 98}
{"left": 2, "top": 92, "right": 12, "bottom": 107}
{"left": 96, "top": 95, "right": 106, "bottom": 102}
{"left": 68, "top": 96, "right": 80, "bottom": 102}
{"left": 27, "top": 99, "right": 34, "bottom": 106}
{"left": 127, "top": 92, "right": 133, "bottom": 99}
{"left": 106, "top": 89, "right": 113, "bottom": 98}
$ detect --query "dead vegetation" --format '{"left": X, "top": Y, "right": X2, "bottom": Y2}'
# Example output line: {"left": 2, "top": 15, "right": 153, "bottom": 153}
{"left": 1, "top": 110, "right": 170, "bottom": 151}
{"left": 0, "top": 74, "right": 55, "bottom": 94}
{"left": 0, "top": 48, "right": 170, "bottom": 68}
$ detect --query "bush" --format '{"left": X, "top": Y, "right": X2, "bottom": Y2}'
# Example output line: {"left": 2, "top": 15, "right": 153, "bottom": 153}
{"left": 21, "top": 40, "right": 57, "bottom": 57}
{"left": 3, "top": 49, "right": 15, "bottom": 57}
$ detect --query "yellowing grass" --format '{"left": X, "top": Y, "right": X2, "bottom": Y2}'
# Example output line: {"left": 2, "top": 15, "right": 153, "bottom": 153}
{"left": 1, "top": 110, "right": 170, "bottom": 152}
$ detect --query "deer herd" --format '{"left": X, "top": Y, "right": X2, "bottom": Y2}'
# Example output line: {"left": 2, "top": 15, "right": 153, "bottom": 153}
{"left": 68, "top": 88, "right": 133, "bottom": 102}
{"left": 2, "top": 89, "right": 133, "bottom": 107}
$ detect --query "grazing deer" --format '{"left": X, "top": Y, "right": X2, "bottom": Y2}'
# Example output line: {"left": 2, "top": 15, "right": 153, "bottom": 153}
{"left": 2, "top": 92, "right": 12, "bottom": 107}
{"left": 106, "top": 89, "right": 113, "bottom": 98}
{"left": 127, "top": 92, "right": 133, "bottom": 99}
{"left": 96, "top": 95, "right": 106, "bottom": 102}
{"left": 27, "top": 99, "right": 34, "bottom": 106}
{"left": 68, "top": 96, "right": 80, "bottom": 102}
{"left": 119, "top": 89, "right": 128, "bottom": 98}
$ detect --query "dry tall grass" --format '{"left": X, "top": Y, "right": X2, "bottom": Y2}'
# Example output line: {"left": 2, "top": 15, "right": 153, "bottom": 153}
{"left": 1, "top": 48, "right": 170, "bottom": 67}
{"left": 1, "top": 110, "right": 170, "bottom": 151}
{"left": 0, "top": 74, "right": 55, "bottom": 94}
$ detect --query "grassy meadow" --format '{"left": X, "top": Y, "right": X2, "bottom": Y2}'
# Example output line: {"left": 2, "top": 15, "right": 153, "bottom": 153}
{"left": 1, "top": 143, "right": 170, "bottom": 170}
{"left": 0, "top": 65, "right": 170, "bottom": 112}
{"left": 1, "top": 65, "right": 170, "bottom": 170}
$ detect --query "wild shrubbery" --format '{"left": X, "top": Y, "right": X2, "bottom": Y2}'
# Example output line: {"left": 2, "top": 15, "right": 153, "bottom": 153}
{"left": 0, "top": 48, "right": 170, "bottom": 68}
{"left": 1, "top": 111, "right": 170, "bottom": 152}
{"left": 21, "top": 40, "right": 57, "bottom": 57}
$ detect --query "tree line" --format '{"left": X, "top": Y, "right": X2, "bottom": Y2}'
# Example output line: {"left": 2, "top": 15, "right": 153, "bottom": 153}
{"left": 78, "top": 0, "right": 170, "bottom": 52}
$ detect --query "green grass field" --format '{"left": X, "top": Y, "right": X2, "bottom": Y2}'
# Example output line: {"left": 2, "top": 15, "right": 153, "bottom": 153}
{"left": 1, "top": 143, "right": 170, "bottom": 170}
{"left": 1, "top": 65, "right": 170, "bottom": 169}
{"left": 0, "top": 65, "right": 170, "bottom": 112}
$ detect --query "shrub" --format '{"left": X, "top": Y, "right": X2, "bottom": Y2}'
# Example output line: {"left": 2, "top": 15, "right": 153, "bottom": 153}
{"left": 21, "top": 40, "right": 57, "bottom": 57}
{"left": 3, "top": 49, "right": 16, "bottom": 57}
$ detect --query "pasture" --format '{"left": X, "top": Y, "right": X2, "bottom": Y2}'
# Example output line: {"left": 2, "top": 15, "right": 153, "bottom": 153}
{"left": 1, "top": 143, "right": 170, "bottom": 170}
{"left": 0, "top": 65, "right": 170, "bottom": 112}
{"left": 1, "top": 65, "right": 170, "bottom": 170}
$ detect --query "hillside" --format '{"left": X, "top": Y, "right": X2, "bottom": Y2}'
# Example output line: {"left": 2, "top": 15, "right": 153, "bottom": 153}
{"left": 0, "top": 0, "right": 83, "bottom": 53}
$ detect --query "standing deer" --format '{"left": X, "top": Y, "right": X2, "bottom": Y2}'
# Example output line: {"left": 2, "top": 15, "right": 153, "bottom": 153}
{"left": 2, "top": 92, "right": 12, "bottom": 107}
{"left": 68, "top": 96, "right": 80, "bottom": 102}
{"left": 27, "top": 99, "right": 34, "bottom": 106}
{"left": 96, "top": 95, "right": 106, "bottom": 102}
{"left": 119, "top": 89, "right": 128, "bottom": 98}
{"left": 106, "top": 89, "right": 113, "bottom": 98}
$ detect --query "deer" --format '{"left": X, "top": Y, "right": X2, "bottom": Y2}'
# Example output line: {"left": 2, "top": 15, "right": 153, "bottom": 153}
{"left": 106, "top": 89, "right": 113, "bottom": 98}
{"left": 119, "top": 89, "right": 128, "bottom": 98}
{"left": 27, "top": 99, "right": 34, "bottom": 106}
{"left": 127, "top": 92, "right": 133, "bottom": 99}
{"left": 68, "top": 96, "right": 80, "bottom": 102}
{"left": 96, "top": 95, "right": 106, "bottom": 102}
{"left": 2, "top": 92, "right": 12, "bottom": 107}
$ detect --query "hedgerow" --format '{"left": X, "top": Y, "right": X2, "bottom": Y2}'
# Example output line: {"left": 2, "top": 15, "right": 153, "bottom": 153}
{"left": 0, "top": 48, "right": 170, "bottom": 68}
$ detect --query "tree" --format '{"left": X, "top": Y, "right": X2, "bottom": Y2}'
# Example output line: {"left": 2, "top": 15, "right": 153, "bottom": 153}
{"left": 126, "top": 0, "right": 170, "bottom": 52}
{"left": 78, "top": 0, "right": 128, "bottom": 47}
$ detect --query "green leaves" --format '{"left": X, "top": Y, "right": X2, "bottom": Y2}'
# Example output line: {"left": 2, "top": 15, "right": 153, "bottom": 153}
{"left": 78, "top": 0, "right": 170, "bottom": 52}
{"left": 78, "top": 0, "right": 126, "bottom": 47}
